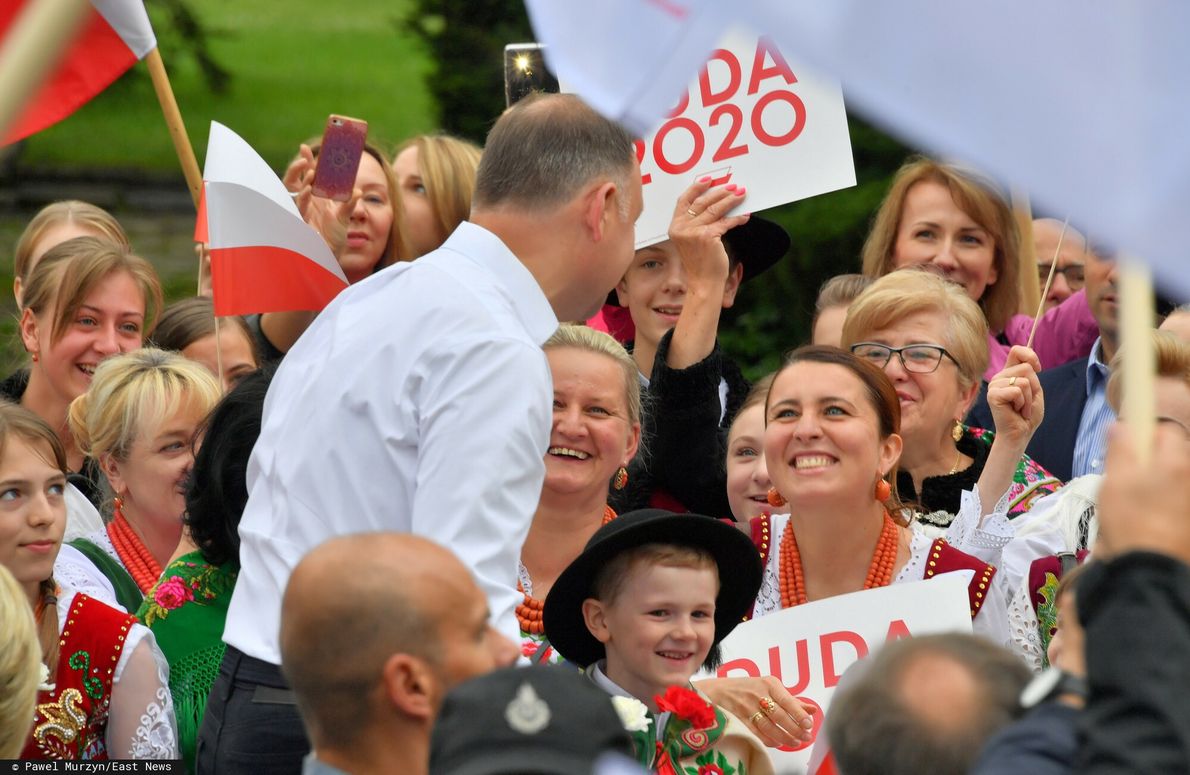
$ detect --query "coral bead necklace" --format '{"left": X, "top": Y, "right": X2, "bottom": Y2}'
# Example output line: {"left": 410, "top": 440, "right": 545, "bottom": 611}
{"left": 107, "top": 502, "right": 163, "bottom": 594}
{"left": 517, "top": 505, "right": 616, "bottom": 635}
{"left": 778, "top": 510, "right": 899, "bottom": 608}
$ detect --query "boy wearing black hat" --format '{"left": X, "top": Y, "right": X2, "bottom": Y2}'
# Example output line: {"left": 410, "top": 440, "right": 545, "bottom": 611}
{"left": 609, "top": 181, "right": 790, "bottom": 518}
{"left": 544, "top": 509, "right": 774, "bottom": 775}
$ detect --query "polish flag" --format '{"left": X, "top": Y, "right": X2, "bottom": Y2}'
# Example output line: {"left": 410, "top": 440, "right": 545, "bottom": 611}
{"left": 2, "top": 0, "right": 155, "bottom": 145}
{"left": 201, "top": 121, "right": 349, "bottom": 315}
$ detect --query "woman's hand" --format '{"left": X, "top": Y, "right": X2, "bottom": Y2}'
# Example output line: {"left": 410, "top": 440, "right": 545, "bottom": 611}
{"left": 986, "top": 345, "right": 1044, "bottom": 449}
{"left": 667, "top": 178, "right": 748, "bottom": 288}
{"left": 693, "top": 675, "right": 815, "bottom": 748}
{"left": 283, "top": 143, "right": 362, "bottom": 260}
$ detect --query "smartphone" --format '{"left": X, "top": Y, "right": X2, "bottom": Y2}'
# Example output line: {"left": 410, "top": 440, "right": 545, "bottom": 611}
{"left": 312, "top": 114, "right": 368, "bottom": 202}
{"left": 504, "top": 43, "right": 560, "bottom": 108}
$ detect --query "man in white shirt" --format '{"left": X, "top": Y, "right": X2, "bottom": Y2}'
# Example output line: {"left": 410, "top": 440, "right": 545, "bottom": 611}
{"left": 196, "top": 93, "right": 642, "bottom": 773}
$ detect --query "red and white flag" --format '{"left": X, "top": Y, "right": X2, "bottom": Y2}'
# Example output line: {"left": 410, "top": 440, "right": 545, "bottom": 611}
{"left": 1, "top": 0, "right": 155, "bottom": 145}
{"left": 201, "top": 121, "right": 349, "bottom": 316}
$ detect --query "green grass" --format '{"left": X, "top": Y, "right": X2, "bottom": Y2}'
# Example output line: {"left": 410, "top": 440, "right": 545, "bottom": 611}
{"left": 16, "top": 0, "right": 437, "bottom": 172}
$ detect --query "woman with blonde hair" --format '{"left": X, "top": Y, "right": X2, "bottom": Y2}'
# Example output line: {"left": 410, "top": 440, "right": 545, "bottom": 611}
{"left": 861, "top": 157, "right": 1097, "bottom": 380}
{"left": 12, "top": 200, "right": 128, "bottom": 307}
{"left": 55, "top": 348, "right": 222, "bottom": 613}
{"left": 0, "top": 564, "right": 40, "bottom": 758}
{"left": 6, "top": 237, "right": 163, "bottom": 514}
{"left": 392, "top": 133, "right": 483, "bottom": 257}
{"left": 0, "top": 402, "right": 177, "bottom": 759}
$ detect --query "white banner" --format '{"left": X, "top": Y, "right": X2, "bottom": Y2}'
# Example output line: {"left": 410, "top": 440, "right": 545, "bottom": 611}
{"left": 701, "top": 574, "right": 973, "bottom": 774}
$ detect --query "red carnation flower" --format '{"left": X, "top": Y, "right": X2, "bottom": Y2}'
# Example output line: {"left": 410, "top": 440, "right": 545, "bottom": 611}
{"left": 655, "top": 686, "right": 715, "bottom": 730}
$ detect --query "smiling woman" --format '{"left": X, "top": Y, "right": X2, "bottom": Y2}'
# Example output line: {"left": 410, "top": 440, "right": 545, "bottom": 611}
{"left": 54, "top": 349, "right": 221, "bottom": 614}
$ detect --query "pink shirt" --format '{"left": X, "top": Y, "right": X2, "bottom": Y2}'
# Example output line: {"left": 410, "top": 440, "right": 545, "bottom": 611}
{"left": 986, "top": 289, "right": 1098, "bottom": 380}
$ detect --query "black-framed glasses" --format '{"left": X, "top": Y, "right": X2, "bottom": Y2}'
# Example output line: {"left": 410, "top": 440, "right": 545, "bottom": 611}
{"left": 1037, "top": 263, "right": 1086, "bottom": 290}
{"left": 850, "top": 342, "right": 960, "bottom": 374}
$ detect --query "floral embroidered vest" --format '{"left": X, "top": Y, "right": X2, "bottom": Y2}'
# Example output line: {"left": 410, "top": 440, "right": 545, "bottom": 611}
{"left": 21, "top": 593, "right": 137, "bottom": 760}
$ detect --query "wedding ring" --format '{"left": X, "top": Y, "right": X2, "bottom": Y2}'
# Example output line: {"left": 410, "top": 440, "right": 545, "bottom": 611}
{"left": 750, "top": 711, "right": 766, "bottom": 725}
{"left": 759, "top": 696, "right": 777, "bottom": 715}
{"left": 1008, "top": 376, "right": 1018, "bottom": 387}
{"left": 687, "top": 208, "right": 698, "bottom": 217}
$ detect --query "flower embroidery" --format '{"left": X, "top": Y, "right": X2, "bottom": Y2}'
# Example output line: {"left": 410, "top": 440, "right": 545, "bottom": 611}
{"left": 153, "top": 576, "right": 194, "bottom": 610}
{"left": 611, "top": 696, "right": 652, "bottom": 733}
{"left": 655, "top": 686, "right": 715, "bottom": 730}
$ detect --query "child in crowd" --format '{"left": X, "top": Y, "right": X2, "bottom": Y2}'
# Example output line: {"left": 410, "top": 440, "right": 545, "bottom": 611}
{"left": 543, "top": 509, "right": 773, "bottom": 774}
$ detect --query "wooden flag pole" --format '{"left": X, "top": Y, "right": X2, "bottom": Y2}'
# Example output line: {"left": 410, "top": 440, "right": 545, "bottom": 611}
{"left": 0, "top": 0, "right": 89, "bottom": 141}
{"left": 1011, "top": 188, "right": 1041, "bottom": 316}
{"left": 1119, "top": 258, "right": 1156, "bottom": 465}
{"left": 1025, "top": 216, "right": 1069, "bottom": 350}
{"left": 145, "top": 47, "right": 202, "bottom": 210}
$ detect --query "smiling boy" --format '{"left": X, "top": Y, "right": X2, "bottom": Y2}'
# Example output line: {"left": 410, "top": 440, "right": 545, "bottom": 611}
{"left": 543, "top": 509, "right": 773, "bottom": 775}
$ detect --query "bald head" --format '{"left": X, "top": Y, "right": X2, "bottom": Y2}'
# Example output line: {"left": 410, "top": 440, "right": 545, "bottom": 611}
{"left": 280, "top": 533, "right": 498, "bottom": 746}
{"left": 1034, "top": 218, "right": 1089, "bottom": 311}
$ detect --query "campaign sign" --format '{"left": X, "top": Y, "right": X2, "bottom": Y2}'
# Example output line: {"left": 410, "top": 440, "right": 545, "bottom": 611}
{"left": 700, "top": 574, "right": 972, "bottom": 774}
{"left": 631, "top": 28, "right": 856, "bottom": 247}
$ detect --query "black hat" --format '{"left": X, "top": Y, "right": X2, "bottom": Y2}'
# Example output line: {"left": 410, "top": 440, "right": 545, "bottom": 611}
{"left": 607, "top": 215, "right": 791, "bottom": 306}
{"left": 542, "top": 509, "right": 762, "bottom": 668}
{"left": 429, "top": 665, "right": 632, "bottom": 775}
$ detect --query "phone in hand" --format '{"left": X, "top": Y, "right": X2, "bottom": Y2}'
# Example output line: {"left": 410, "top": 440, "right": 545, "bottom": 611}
{"left": 504, "top": 43, "right": 560, "bottom": 108}
{"left": 312, "top": 114, "right": 368, "bottom": 202}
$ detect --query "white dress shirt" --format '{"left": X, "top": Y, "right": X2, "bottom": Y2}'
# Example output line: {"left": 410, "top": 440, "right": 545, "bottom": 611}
{"left": 224, "top": 223, "right": 558, "bottom": 664}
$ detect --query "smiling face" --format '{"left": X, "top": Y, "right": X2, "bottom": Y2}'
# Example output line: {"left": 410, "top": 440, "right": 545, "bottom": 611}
{"left": 585, "top": 560, "right": 718, "bottom": 703}
{"left": 764, "top": 362, "right": 901, "bottom": 508}
{"left": 102, "top": 398, "right": 209, "bottom": 529}
{"left": 21, "top": 269, "right": 146, "bottom": 405}
{"left": 0, "top": 436, "right": 67, "bottom": 597}
{"left": 181, "top": 326, "right": 258, "bottom": 393}
{"left": 338, "top": 153, "right": 396, "bottom": 284}
{"left": 854, "top": 310, "right": 974, "bottom": 448}
{"left": 544, "top": 347, "right": 639, "bottom": 499}
{"left": 892, "top": 181, "right": 998, "bottom": 303}
{"left": 393, "top": 145, "right": 445, "bottom": 258}
{"left": 726, "top": 403, "right": 772, "bottom": 521}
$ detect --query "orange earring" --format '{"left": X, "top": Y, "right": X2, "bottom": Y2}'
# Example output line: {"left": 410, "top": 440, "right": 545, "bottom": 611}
{"left": 766, "top": 487, "right": 787, "bottom": 508}
{"left": 30, "top": 352, "right": 38, "bottom": 363}
{"left": 875, "top": 478, "right": 892, "bottom": 503}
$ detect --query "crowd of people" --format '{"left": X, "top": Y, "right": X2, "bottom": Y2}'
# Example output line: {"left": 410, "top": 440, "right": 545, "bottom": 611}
{"left": 1, "top": 91, "right": 1188, "bottom": 775}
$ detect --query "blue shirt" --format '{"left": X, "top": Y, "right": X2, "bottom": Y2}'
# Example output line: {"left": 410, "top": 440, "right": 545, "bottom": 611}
{"left": 1072, "top": 338, "right": 1116, "bottom": 477}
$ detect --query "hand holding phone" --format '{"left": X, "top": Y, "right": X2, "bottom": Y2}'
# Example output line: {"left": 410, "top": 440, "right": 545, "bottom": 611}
{"left": 312, "top": 114, "right": 368, "bottom": 202}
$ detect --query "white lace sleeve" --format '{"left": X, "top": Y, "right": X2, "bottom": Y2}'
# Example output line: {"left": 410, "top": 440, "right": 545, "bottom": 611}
{"left": 943, "top": 485, "right": 1013, "bottom": 567}
{"left": 107, "top": 625, "right": 178, "bottom": 759}
{"left": 1007, "top": 580, "right": 1047, "bottom": 673}
{"left": 53, "top": 543, "right": 122, "bottom": 610}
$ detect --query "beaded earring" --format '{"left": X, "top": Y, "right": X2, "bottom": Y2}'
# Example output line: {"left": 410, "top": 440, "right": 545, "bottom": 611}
{"left": 952, "top": 420, "right": 964, "bottom": 443}
{"left": 613, "top": 467, "right": 628, "bottom": 490}
{"left": 766, "top": 487, "right": 787, "bottom": 508}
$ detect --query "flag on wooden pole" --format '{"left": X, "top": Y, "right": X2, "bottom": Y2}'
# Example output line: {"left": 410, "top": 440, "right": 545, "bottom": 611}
{"left": 201, "top": 121, "right": 349, "bottom": 316}
{"left": 1, "top": 0, "right": 154, "bottom": 145}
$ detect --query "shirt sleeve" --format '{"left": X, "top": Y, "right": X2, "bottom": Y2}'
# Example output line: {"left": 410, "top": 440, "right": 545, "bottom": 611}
{"left": 107, "top": 625, "right": 179, "bottom": 759}
{"left": 410, "top": 335, "right": 551, "bottom": 642}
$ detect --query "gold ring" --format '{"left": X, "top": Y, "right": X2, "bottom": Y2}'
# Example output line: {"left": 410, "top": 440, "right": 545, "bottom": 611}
{"left": 759, "top": 696, "right": 777, "bottom": 715}
{"left": 1008, "top": 376, "right": 1018, "bottom": 387}
{"left": 687, "top": 208, "right": 698, "bottom": 217}
{"left": 750, "top": 711, "right": 766, "bottom": 725}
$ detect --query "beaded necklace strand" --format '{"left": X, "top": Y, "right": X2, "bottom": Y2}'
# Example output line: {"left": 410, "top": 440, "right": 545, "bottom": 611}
{"left": 779, "top": 511, "right": 899, "bottom": 608}
{"left": 106, "top": 506, "right": 163, "bottom": 594}
{"left": 517, "top": 505, "right": 616, "bottom": 635}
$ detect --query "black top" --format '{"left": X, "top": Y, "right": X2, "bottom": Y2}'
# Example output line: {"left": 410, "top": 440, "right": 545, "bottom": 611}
{"left": 0, "top": 368, "right": 105, "bottom": 508}
{"left": 245, "top": 314, "right": 286, "bottom": 364}
{"left": 895, "top": 428, "right": 990, "bottom": 519}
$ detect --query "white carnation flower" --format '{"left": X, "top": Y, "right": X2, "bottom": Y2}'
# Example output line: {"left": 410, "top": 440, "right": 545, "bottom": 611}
{"left": 611, "top": 695, "right": 652, "bottom": 733}
{"left": 38, "top": 662, "right": 55, "bottom": 692}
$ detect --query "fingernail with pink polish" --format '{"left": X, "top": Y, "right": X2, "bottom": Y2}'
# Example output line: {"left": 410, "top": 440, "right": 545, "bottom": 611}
{"left": 698, "top": 176, "right": 712, "bottom": 183}
{"left": 736, "top": 187, "right": 747, "bottom": 195}
{"left": 725, "top": 183, "right": 738, "bottom": 191}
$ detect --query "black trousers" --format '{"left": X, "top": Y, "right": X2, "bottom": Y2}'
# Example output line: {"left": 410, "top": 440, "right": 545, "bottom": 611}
{"left": 195, "top": 646, "right": 310, "bottom": 774}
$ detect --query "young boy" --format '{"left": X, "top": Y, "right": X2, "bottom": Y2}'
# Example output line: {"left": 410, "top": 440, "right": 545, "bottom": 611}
{"left": 607, "top": 181, "right": 789, "bottom": 519}
{"left": 543, "top": 509, "right": 773, "bottom": 775}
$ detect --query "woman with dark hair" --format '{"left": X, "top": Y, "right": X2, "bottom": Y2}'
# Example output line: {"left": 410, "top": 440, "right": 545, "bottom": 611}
{"left": 751, "top": 346, "right": 1015, "bottom": 646}
{"left": 134, "top": 366, "right": 274, "bottom": 772}
{"left": 151, "top": 297, "right": 259, "bottom": 393}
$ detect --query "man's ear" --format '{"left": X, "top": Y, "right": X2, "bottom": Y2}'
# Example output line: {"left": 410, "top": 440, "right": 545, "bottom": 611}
{"left": 722, "top": 262, "right": 745, "bottom": 308}
{"left": 381, "top": 653, "right": 437, "bottom": 721}
{"left": 582, "top": 598, "right": 612, "bottom": 644}
{"left": 585, "top": 182, "right": 618, "bottom": 242}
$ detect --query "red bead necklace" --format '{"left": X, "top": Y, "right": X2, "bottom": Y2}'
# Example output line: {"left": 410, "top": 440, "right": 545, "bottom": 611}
{"left": 778, "top": 511, "right": 900, "bottom": 608}
{"left": 106, "top": 503, "right": 163, "bottom": 594}
{"left": 517, "top": 505, "right": 616, "bottom": 635}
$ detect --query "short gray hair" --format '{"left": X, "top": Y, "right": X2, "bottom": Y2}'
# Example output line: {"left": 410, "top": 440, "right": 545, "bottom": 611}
{"left": 473, "top": 93, "right": 635, "bottom": 214}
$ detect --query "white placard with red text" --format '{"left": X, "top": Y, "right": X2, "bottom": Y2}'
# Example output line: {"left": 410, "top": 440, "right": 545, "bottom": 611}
{"left": 699, "top": 574, "right": 972, "bottom": 774}
{"left": 628, "top": 28, "right": 856, "bottom": 247}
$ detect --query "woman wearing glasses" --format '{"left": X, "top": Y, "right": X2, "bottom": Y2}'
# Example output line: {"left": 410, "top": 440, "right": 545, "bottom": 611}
{"left": 841, "top": 270, "right": 1061, "bottom": 522}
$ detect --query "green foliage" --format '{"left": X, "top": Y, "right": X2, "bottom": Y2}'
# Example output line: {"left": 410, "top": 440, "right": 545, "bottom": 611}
{"left": 403, "top": 0, "right": 533, "bottom": 143}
